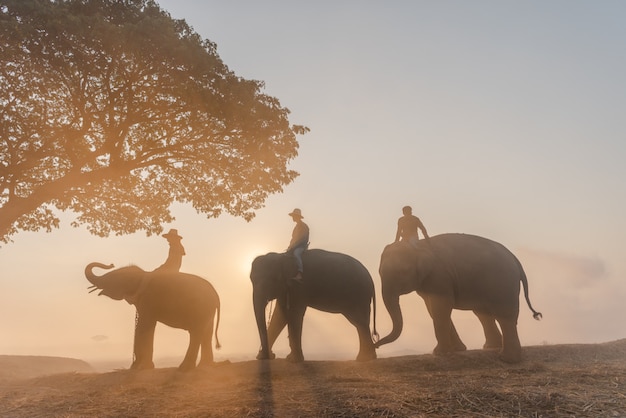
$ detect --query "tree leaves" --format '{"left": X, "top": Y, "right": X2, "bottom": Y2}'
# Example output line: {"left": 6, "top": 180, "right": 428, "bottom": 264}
{"left": 0, "top": 0, "right": 307, "bottom": 242}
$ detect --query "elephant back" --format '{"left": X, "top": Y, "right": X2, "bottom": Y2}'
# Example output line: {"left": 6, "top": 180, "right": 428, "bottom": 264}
{"left": 420, "top": 233, "right": 523, "bottom": 304}
{"left": 253, "top": 249, "right": 374, "bottom": 304}
{"left": 421, "top": 233, "right": 519, "bottom": 267}
{"left": 143, "top": 272, "right": 220, "bottom": 310}
{"left": 300, "top": 249, "right": 375, "bottom": 298}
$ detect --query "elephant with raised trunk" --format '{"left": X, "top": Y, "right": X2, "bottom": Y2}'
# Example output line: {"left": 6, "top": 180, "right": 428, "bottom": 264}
{"left": 251, "top": 249, "right": 378, "bottom": 362}
{"left": 85, "top": 262, "right": 221, "bottom": 371}
{"left": 376, "top": 234, "right": 542, "bottom": 363}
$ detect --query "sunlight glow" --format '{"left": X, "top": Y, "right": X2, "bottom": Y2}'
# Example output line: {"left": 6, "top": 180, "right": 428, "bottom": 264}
{"left": 239, "top": 247, "right": 265, "bottom": 277}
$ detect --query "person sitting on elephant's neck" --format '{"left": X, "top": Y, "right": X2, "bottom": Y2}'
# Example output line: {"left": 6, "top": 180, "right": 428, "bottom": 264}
{"left": 395, "top": 206, "right": 429, "bottom": 248}
{"left": 286, "top": 208, "right": 309, "bottom": 282}
{"left": 153, "top": 228, "right": 186, "bottom": 273}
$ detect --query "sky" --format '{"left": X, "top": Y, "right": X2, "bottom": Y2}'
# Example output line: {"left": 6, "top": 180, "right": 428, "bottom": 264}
{"left": 1, "top": 1, "right": 625, "bottom": 368}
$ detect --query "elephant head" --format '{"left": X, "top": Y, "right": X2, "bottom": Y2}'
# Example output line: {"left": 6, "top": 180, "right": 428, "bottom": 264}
{"left": 250, "top": 253, "right": 292, "bottom": 359}
{"left": 85, "top": 262, "right": 146, "bottom": 303}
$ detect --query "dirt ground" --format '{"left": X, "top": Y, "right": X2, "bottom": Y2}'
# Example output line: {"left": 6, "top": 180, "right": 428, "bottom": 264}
{"left": 0, "top": 340, "right": 624, "bottom": 417}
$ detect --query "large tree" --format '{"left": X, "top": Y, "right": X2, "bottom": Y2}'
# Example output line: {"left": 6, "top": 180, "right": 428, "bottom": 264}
{"left": 0, "top": 0, "right": 307, "bottom": 243}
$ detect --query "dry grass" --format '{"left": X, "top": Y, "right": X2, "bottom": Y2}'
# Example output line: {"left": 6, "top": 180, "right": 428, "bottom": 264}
{"left": 1, "top": 340, "right": 625, "bottom": 417}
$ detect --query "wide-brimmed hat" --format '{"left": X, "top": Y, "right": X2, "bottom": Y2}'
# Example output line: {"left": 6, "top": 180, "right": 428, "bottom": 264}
{"left": 288, "top": 208, "right": 304, "bottom": 218}
{"left": 162, "top": 228, "right": 183, "bottom": 239}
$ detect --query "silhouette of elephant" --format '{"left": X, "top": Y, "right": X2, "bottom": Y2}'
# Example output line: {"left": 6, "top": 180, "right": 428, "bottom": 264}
{"left": 375, "top": 234, "right": 542, "bottom": 363}
{"left": 251, "top": 249, "right": 378, "bottom": 362}
{"left": 85, "top": 262, "right": 221, "bottom": 371}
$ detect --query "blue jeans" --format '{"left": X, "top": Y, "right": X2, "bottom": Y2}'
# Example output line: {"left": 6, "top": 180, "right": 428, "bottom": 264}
{"left": 292, "top": 246, "right": 306, "bottom": 272}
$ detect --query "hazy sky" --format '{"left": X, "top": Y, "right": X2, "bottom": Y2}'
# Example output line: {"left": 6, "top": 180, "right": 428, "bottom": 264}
{"left": 1, "top": 1, "right": 625, "bottom": 366}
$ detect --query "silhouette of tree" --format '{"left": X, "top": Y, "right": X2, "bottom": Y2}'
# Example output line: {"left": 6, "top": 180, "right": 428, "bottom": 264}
{"left": 0, "top": 0, "right": 308, "bottom": 243}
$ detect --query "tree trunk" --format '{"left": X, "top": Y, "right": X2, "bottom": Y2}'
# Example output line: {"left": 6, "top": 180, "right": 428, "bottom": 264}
{"left": 0, "top": 165, "right": 133, "bottom": 241}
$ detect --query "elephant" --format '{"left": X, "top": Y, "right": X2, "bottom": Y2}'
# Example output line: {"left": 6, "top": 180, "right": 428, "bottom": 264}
{"left": 375, "top": 233, "right": 542, "bottom": 363}
{"left": 85, "top": 262, "right": 221, "bottom": 371}
{"left": 251, "top": 249, "right": 379, "bottom": 362}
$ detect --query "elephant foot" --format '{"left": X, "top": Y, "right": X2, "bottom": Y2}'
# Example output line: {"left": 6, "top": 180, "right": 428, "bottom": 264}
{"left": 178, "top": 362, "right": 197, "bottom": 372}
{"left": 433, "top": 347, "right": 446, "bottom": 356}
{"left": 499, "top": 349, "right": 522, "bottom": 364}
{"left": 130, "top": 360, "right": 155, "bottom": 370}
{"left": 256, "top": 350, "right": 276, "bottom": 360}
{"left": 197, "top": 359, "right": 215, "bottom": 368}
{"left": 286, "top": 352, "right": 304, "bottom": 363}
{"left": 356, "top": 350, "right": 377, "bottom": 362}
{"left": 434, "top": 338, "right": 468, "bottom": 355}
{"left": 432, "top": 344, "right": 452, "bottom": 356}
{"left": 483, "top": 341, "right": 502, "bottom": 351}
{"left": 452, "top": 342, "right": 467, "bottom": 352}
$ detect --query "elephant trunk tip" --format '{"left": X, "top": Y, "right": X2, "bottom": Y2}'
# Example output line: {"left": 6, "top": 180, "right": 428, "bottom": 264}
{"left": 533, "top": 311, "right": 543, "bottom": 320}
{"left": 379, "top": 292, "right": 403, "bottom": 348}
{"left": 375, "top": 332, "right": 401, "bottom": 348}
{"left": 85, "top": 262, "right": 115, "bottom": 286}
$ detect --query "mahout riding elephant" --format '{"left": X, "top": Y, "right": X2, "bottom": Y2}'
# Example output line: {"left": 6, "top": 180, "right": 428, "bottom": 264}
{"left": 375, "top": 234, "right": 542, "bottom": 363}
{"left": 251, "top": 249, "right": 378, "bottom": 362}
{"left": 85, "top": 262, "right": 221, "bottom": 371}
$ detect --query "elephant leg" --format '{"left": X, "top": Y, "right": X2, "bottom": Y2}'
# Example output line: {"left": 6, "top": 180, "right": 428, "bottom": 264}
{"left": 425, "top": 296, "right": 458, "bottom": 355}
{"left": 286, "top": 304, "right": 306, "bottom": 363}
{"left": 447, "top": 321, "right": 467, "bottom": 352}
{"left": 198, "top": 314, "right": 216, "bottom": 368}
{"left": 497, "top": 317, "right": 522, "bottom": 363}
{"left": 343, "top": 307, "right": 376, "bottom": 362}
{"left": 180, "top": 330, "right": 202, "bottom": 372}
{"left": 132, "top": 316, "right": 157, "bottom": 370}
{"left": 475, "top": 312, "right": 503, "bottom": 350}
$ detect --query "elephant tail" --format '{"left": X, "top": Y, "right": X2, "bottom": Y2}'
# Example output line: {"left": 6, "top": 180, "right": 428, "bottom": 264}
{"left": 214, "top": 300, "right": 222, "bottom": 350}
{"left": 371, "top": 289, "right": 380, "bottom": 343}
{"left": 518, "top": 258, "right": 543, "bottom": 320}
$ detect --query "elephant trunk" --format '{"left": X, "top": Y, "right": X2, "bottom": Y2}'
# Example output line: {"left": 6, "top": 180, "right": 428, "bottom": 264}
{"left": 253, "top": 290, "right": 271, "bottom": 359}
{"left": 85, "top": 262, "right": 115, "bottom": 288}
{"left": 376, "top": 291, "right": 404, "bottom": 347}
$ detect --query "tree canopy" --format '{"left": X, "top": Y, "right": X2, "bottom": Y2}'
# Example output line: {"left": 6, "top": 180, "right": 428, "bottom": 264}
{"left": 0, "top": 0, "right": 307, "bottom": 243}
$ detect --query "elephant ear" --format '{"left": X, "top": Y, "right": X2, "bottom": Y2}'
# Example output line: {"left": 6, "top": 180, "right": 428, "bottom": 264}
{"left": 98, "top": 266, "right": 145, "bottom": 302}
{"left": 122, "top": 271, "right": 149, "bottom": 304}
{"left": 415, "top": 247, "right": 436, "bottom": 286}
{"left": 280, "top": 254, "right": 298, "bottom": 281}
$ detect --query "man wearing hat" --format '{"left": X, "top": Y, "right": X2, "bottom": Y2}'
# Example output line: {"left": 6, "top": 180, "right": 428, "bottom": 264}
{"left": 154, "top": 228, "right": 186, "bottom": 273}
{"left": 286, "top": 208, "right": 309, "bottom": 282}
